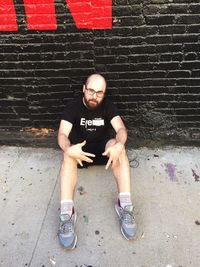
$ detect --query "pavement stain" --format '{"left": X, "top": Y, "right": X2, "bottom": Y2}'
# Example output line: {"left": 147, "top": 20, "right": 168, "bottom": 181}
{"left": 83, "top": 215, "right": 89, "bottom": 223}
{"left": 77, "top": 186, "right": 87, "bottom": 195}
{"left": 191, "top": 169, "right": 200, "bottom": 182}
{"left": 165, "top": 163, "right": 177, "bottom": 182}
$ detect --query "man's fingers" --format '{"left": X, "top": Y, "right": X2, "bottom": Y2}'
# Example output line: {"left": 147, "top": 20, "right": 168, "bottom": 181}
{"left": 102, "top": 148, "right": 109, "bottom": 156}
{"left": 77, "top": 156, "right": 92, "bottom": 165}
{"left": 80, "top": 140, "right": 86, "bottom": 147}
{"left": 105, "top": 157, "right": 112, "bottom": 170}
{"left": 77, "top": 159, "right": 83, "bottom": 166}
{"left": 83, "top": 152, "right": 95, "bottom": 158}
{"left": 81, "top": 155, "right": 93, "bottom": 163}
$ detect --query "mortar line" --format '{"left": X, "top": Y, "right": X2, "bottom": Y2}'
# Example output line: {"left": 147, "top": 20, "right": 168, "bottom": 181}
{"left": 28, "top": 173, "right": 59, "bottom": 267}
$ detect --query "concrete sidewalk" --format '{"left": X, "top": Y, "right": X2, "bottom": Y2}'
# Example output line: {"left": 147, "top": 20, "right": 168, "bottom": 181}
{"left": 0, "top": 146, "right": 200, "bottom": 267}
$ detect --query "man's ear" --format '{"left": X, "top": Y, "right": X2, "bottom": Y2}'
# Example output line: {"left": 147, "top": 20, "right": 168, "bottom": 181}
{"left": 83, "top": 85, "right": 86, "bottom": 93}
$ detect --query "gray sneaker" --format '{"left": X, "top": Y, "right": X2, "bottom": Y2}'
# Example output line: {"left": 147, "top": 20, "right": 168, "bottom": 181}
{"left": 58, "top": 211, "right": 77, "bottom": 249}
{"left": 115, "top": 201, "right": 137, "bottom": 240}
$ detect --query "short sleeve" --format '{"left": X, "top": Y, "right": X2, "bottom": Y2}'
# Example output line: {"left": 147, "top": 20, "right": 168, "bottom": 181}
{"left": 61, "top": 99, "right": 77, "bottom": 124}
{"left": 105, "top": 99, "right": 119, "bottom": 122}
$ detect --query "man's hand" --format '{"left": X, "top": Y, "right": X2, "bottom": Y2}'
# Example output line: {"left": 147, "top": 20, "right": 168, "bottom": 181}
{"left": 102, "top": 142, "right": 124, "bottom": 170}
{"left": 65, "top": 140, "right": 95, "bottom": 166}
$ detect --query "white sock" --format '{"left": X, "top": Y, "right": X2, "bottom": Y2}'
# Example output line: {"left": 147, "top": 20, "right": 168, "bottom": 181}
{"left": 119, "top": 192, "right": 132, "bottom": 209}
{"left": 60, "top": 200, "right": 73, "bottom": 217}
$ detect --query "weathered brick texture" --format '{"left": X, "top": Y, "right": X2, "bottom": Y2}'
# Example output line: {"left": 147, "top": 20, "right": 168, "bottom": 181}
{"left": 0, "top": 0, "right": 200, "bottom": 145}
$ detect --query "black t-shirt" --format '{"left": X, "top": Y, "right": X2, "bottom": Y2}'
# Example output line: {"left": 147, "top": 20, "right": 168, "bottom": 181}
{"left": 61, "top": 95, "right": 119, "bottom": 143}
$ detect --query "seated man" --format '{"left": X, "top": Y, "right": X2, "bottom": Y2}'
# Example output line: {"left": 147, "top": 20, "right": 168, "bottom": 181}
{"left": 57, "top": 73, "right": 137, "bottom": 249}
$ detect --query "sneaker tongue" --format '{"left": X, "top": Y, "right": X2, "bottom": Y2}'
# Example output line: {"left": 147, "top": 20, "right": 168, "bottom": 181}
{"left": 124, "top": 205, "right": 133, "bottom": 212}
{"left": 60, "top": 214, "right": 70, "bottom": 222}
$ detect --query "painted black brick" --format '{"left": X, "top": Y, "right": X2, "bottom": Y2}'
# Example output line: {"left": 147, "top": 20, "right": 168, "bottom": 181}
{"left": 159, "top": 25, "right": 185, "bottom": 35}
{"left": 0, "top": 0, "right": 200, "bottom": 145}
{"left": 145, "top": 15, "right": 175, "bottom": 25}
{"left": 176, "top": 15, "right": 200, "bottom": 24}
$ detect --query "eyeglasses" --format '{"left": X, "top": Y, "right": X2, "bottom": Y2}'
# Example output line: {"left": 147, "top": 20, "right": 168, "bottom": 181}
{"left": 85, "top": 87, "right": 105, "bottom": 97}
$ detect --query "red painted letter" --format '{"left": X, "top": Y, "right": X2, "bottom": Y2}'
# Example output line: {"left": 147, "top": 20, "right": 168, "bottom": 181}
{"left": 66, "top": 0, "right": 112, "bottom": 29}
{"left": 0, "top": 0, "right": 112, "bottom": 31}
{"left": 0, "top": 0, "right": 18, "bottom": 31}
{"left": 23, "top": 0, "right": 57, "bottom": 30}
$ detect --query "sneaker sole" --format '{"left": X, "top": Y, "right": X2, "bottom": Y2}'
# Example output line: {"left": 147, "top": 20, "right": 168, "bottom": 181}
{"left": 67, "top": 211, "right": 78, "bottom": 250}
{"left": 67, "top": 234, "right": 77, "bottom": 250}
{"left": 114, "top": 203, "right": 136, "bottom": 241}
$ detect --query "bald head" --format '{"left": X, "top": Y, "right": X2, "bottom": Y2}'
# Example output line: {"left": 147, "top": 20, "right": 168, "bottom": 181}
{"left": 85, "top": 74, "right": 107, "bottom": 91}
{"left": 83, "top": 73, "right": 107, "bottom": 109}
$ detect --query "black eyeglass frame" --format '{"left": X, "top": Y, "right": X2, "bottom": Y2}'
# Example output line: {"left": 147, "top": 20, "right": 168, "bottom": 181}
{"left": 85, "top": 87, "right": 105, "bottom": 97}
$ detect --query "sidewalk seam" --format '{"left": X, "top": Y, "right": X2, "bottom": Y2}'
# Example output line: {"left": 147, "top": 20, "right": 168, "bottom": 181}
{"left": 28, "top": 174, "right": 59, "bottom": 267}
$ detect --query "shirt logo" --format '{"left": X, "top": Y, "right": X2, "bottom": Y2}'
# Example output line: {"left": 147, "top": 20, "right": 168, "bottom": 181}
{"left": 80, "top": 118, "right": 104, "bottom": 128}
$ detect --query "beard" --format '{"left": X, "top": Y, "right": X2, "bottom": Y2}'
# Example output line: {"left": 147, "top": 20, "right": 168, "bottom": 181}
{"left": 83, "top": 96, "right": 103, "bottom": 110}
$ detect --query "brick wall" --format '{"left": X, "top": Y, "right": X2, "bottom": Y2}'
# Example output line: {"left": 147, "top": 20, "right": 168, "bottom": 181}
{"left": 0, "top": 0, "right": 200, "bottom": 146}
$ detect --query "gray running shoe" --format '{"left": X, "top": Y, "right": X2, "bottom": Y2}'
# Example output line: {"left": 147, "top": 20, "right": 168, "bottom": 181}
{"left": 115, "top": 201, "right": 137, "bottom": 240}
{"left": 58, "top": 211, "right": 77, "bottom": 249}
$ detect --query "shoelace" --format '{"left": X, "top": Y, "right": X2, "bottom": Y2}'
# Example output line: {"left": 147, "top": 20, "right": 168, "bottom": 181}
{"left": 60, "top": 216, "right": 73, "bottom": 234}
{"left": 123, "top": 209, "right": 134, "bottom": 225}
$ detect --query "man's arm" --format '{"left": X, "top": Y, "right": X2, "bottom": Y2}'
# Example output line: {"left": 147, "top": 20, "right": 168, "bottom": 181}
{"left": 111, "top": 115, "right": 127, "bottom": 145}
{"left": 58, "top": 120, "right": 72, "bottom": 152}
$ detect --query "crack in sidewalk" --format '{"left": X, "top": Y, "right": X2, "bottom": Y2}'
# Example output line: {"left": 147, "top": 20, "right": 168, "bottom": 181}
{"left": 28, "top": 174, "right": 59, "bottom": 267}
